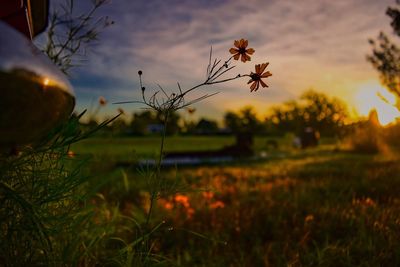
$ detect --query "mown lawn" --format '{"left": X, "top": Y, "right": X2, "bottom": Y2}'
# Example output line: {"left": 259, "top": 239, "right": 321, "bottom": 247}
{"left": 72, "top": 136, "right": 235, "bottom": 161}
{"left": 75, "top": 136, "right": 400, "bottom": 266}
{"left": 71, "top": 135, "right": 335, "bottom": 161}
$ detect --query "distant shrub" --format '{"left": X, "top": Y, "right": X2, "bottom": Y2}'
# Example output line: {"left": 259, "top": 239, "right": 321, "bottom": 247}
{"left": 345, "top": 111, "right": 388, "bottom": 154}
{"left": 382, "top": 122, "right": 400, "bottom": 147}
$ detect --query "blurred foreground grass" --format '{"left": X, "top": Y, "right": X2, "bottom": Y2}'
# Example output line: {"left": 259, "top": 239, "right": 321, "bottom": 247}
{"left": 73, "top": 136, "right": 400, "bottom": 266}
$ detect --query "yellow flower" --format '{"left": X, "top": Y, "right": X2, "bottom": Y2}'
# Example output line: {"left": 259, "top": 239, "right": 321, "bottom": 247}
{"left": 248, "top": 63, "right": 272, "bottom": 92}
{"left": 229, "top": 39, "right": 255, "bottom": 62}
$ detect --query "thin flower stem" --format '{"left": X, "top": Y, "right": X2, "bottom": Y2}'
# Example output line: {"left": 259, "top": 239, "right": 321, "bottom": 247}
{"left": 210, "top": 66, "right": 236, "bottom": 82}
{"left": 178, "top": 56, "right": 235, "bottom": 98}
{"left": 206, "top": 46, "right": 213, "bottom": 77}
{"left": 145, "top": 111, "right": 169, "bottom": 226}
{"left": 208, "top": 57, "right": 233, "bottom": 81}
{"left": 157, "top": 84, "right": 169, "bottom": 98}
{"left": 208, "top": 74, "right": 250, "bottom": 85}
{"left": 178, "top": 73, "right": 246, "bottom": 99}
{"left": 208, "top": 58, "right": 220, "bottom": 77}
{"left": 52, "top": 5, "right": 98, "bottom": 61}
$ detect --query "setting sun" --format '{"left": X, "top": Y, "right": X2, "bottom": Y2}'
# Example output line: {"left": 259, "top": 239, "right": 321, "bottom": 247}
{"left": 354, "top": 82, "right": 400, "bottom": 126}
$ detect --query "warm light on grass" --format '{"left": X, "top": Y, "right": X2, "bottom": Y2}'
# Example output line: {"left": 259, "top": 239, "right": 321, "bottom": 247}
{"left": 355, "top": 82, "right": 400, "bottom": 126}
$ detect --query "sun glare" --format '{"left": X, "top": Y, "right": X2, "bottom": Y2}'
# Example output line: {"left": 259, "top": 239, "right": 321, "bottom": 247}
{"left": 355, "top": 82, "right": 400, "bottom": 126}
{"left": 43, "top": 78, "right": 49, "bottom": 86}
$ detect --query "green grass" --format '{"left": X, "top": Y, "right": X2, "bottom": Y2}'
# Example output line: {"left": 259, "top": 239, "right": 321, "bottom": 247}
{"left": 71, "top": 135, "right": 333, "bottom": 161}
{"left": 70, "top": 136, "right": 400, "bottom": 266}
{"left": 149, "top": 150, "right": 400, "bottom": 266}
{"left": 72, "top": 136, "right": 234, "bottom": 161}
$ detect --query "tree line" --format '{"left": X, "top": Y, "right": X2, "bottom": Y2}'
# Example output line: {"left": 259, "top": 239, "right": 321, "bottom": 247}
{"left": 87, "top": 89, "right": 349, "bottom": 138}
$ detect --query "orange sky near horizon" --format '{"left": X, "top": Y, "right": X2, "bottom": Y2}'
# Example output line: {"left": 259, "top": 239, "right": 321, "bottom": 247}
{"left": 211, "top": 77, "right": 400, "bottom": 126}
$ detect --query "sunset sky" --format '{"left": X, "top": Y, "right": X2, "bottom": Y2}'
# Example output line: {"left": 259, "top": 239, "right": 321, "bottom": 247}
{"left": 62, "top": 0, "right": 398, "bottom": 122}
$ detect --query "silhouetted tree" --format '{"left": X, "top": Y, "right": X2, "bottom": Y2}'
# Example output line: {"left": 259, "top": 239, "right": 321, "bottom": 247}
{"left": 300, "top": 90, "right": 348, "bottom": 135}
{"left": 224, "top": 107, "right": 264, "bottom": 134}
{"left": 269, "top": 100, "right": 303, "bottom": 133}
{"left": 156, "top": 110, "right": 181, "bottom": 135}
{"left": 268, "top": 90, "right": 348, "bottom": 137}
{"left": 109, "top": 118, "right": 129, "bottom": 136}
{"left": 194, "top": 118, "right": 219, "bottom": 134}
{"left": 224, "top": 112, "right": 241, "bottom": 133}
{"left": 182, "top": 121, "right": 197, "bottom": 134}
{"left": 129, "top": 110, "right": 181, "bottom": 135}
{"left": 130, "top": 111, "right": 156, "bottom": 135}
{"left": 368, "top": 0, "right": 400, "bottom": 98}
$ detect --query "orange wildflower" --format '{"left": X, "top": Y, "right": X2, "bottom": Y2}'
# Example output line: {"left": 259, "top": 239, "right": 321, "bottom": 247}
{"left": 186, "top": 107, "right": 196, "bottom": 114}
{"left": 248, "top": 63, "right": 272, "bottom": 92}
{"left": 229, "top": 39, "right": 255, "bottom": 62}
{"left": 210, "top": 200, "right": 225, "bottom": 209}
{"left": 67, "top": 150, "right": 75, "bottom": 158}
{"left": 174, "top": 194, "right": 190, "bottom": 208}
{"left": 304, "top": 214, "right": 315, "bottom": 223}
{"left": 164, "top": 202, "right": 174, "bottom": 210}
{"left": 352, "top": 197, "right": 376, "bottom": 207}
{"left": 157, "top": 198, "right": 174, "bottom": 210}
{"left": 202, "top": 191, "right": 214, "bottom": 200}
{"left": 187, "top": 208, "right": 195, "bottom": 218}
{"left": 99, "top": 96, "right": 107, "bottom": 106}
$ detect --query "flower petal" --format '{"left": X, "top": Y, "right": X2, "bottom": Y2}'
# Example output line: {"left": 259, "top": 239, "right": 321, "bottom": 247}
{"left": 259, "top": 79, "right": 268, "bottom": 88}
{"left": 261, "top": 71, "right": 272, "bottom": 78}
{"left": 246, "top": 48, "right": 255, "bottom": 55}
{"left": 233, "top": 53, "right": 240, "bottom": 60}
{"left": 229, "top": 48, "right": 238, "bottom": 54}
{"left": 234, "top": 40, "right": 240, "bottom": 48}
{"left": 242, "top": 54, "right": 251, "bottom": 62}
{"left": 259, "top": 63, "right": 269, "bottom": 73}
{"left": 243, "top": 39, "right": 248, "bottom": 48}
{"left": 250, "top": 81, "right": 258, "bottom": 91}
{"left": 255, "top": 64, "right": 261, "bottom": 73}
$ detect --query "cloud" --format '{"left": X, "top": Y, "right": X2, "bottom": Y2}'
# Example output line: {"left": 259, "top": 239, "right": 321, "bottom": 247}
{"left": 68, "top": 0, "right": 396, "bottom": 118}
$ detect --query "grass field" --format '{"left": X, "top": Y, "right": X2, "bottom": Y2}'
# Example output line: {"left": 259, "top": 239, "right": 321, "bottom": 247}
{"left": 72, "top": 136, "right": 236, "bottom": 161}
{"left": 72, "top": 136, "right": 400, "bottom": 266}
{"left": 71, "top": 135, "right": 337, "bottom": 160}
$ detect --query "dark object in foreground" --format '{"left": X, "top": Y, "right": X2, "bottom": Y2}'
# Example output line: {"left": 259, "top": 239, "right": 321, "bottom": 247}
{"left": 112, "top": 133, "right": 257, "bottom": 168}
{"left": 300, "top": 127, "right": 320, "bottom": 149}
{"left": 0, "top": 21, "right": 75, "bottom": 150}
{"left": 160, "top": 133, "right": 254, "bottom": 166}
{"left": 0, "top": 0, "right": 48, "bottom": 39}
